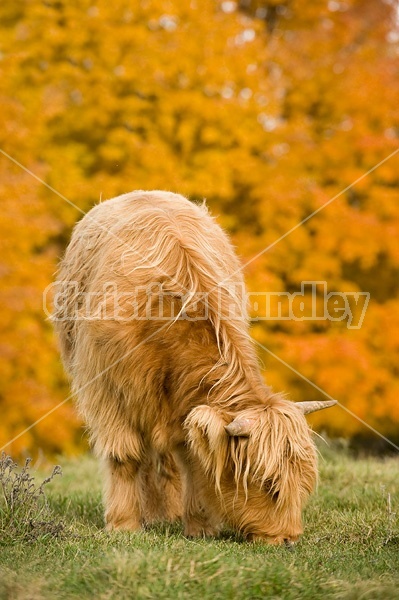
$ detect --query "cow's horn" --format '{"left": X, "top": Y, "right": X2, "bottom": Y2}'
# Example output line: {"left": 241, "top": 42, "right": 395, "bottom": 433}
{"left": 225, "top": 418, "right": 255, "bottom": 437}
{"left": 296, "top": 400, "right": 337, "bottom": 415}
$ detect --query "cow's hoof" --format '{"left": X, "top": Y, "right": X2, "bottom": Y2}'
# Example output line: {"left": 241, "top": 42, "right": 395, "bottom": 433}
{"left": 284, "top": 539, "right": 296, "bottom": 550}
{"left": 247, "top": 534, "right": 298, "bottom": 547}
{"left": 105, "top": 520, "right": 141, "bottom": 532}
{"left": 183, "top": 524, "right": 219, "bottom": 539}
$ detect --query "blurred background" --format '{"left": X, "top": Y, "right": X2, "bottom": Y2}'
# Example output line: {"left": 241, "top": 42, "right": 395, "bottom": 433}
{"left": 1, "top": 0, "right": 399, "bottom": 459}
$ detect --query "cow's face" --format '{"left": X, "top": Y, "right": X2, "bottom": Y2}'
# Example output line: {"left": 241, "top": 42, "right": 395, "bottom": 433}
{"left": 186, "top": 400, "right": 325, "bottom": 544}
{"left": 219, "top": 441, "right": 317, "bottom": 544}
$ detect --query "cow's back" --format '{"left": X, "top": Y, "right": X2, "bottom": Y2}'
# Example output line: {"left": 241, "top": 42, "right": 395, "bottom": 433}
{"left": 61, "top": 190, "right": 242, "bottom": 291}
{"left": 53, "top": 191, "right": 249, "bottom": 455}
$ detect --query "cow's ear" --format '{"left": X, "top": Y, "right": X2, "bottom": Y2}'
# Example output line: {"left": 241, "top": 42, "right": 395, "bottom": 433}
{"left": 184, "top": 405, "right": 227, "bottom": 447}
{"left": 184, "top": 406, "right": 228, "bottom": 483}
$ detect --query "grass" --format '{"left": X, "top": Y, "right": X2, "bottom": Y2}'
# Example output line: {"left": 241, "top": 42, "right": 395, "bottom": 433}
{"left": 0, "top": 445, "right": 398, "bottom": 599}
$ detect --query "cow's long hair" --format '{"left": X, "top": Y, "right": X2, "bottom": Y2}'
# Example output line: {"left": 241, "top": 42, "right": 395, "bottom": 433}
{"left": 53, "top": 191, "right": 317, "bottom": 541}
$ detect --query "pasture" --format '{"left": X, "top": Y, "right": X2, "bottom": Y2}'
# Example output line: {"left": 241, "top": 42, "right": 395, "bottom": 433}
{"left": 1, "top": 445, "right": 398, "bottom": 599}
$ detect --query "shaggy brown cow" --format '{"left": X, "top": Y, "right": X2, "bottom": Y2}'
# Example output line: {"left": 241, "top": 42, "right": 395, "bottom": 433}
{"left": 53, "top": 190, "right": 335, "bottom": 544}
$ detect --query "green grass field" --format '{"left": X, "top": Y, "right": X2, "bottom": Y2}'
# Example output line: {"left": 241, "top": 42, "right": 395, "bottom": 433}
{"left": 1, "top": 446, "right": 398, "bottom": 600}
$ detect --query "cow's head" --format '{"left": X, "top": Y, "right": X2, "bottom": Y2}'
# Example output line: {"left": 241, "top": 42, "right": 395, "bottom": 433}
{"left": 186, "top": 399, "right": 336, "bottom": 544}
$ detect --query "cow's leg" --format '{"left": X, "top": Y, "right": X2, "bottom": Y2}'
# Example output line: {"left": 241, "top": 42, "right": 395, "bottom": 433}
{"left": 140, "top": 452, "right": 183, "bottom": 525}
{"left": 174, "top": 446, "right": 221, "bottom": 538}
{"left": 103, "top": 456, "right": 143, "bottom": 531}
{"left": 157, "top": 452, "right": 183, "bottom": 522}
{"left": 77, "top": 378, "right": 148, "bottom": 531}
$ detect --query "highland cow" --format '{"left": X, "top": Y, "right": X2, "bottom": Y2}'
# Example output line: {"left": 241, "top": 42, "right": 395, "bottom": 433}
{"left": 53, "top": 190, "right": 335, "bottom": 544}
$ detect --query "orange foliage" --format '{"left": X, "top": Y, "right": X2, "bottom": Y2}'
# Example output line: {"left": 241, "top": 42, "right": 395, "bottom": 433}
{"left": 0, "top": 0, "right": 398, "bottom": 456}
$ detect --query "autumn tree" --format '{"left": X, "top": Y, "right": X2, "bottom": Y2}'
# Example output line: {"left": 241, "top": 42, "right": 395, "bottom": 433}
{"left": 0, "top": 0, "right": 398, "bottom": 456}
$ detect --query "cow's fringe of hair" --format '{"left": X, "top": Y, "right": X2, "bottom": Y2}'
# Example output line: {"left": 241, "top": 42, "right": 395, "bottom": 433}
{"left": 185, "top": 400, "right": 317, "bottom": 508}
